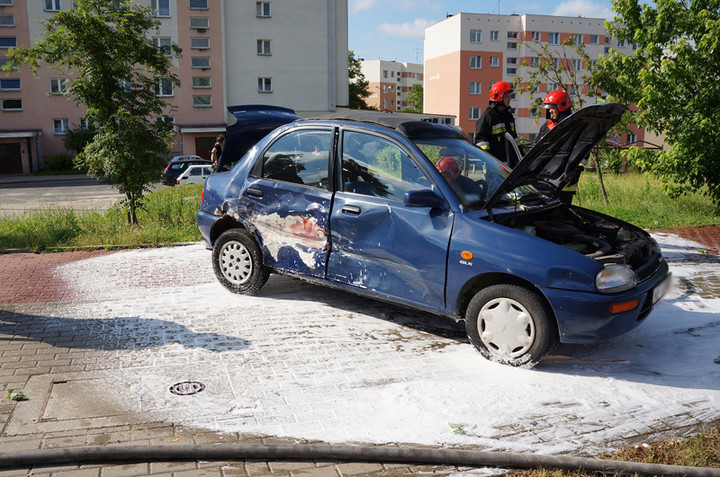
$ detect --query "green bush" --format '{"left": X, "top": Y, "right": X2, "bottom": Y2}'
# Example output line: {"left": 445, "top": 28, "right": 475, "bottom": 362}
{"left": 44, "top": 154, "right": 75, "bottom": 171}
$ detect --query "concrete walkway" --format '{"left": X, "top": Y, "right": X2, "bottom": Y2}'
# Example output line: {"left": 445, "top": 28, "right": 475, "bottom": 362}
{"left": 1, "top": 228, "right": 719, "bottom": 476}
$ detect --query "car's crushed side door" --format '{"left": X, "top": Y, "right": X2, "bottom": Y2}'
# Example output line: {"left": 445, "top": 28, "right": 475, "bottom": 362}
{"left": 239, "top": 128, "right": 334, "bottom": 278}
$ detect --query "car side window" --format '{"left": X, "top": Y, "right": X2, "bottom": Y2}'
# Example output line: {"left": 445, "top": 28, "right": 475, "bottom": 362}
{"left": 342, "top": 131, "right": 429, "bottom": 201}
{"left": 260, "top": 130, "right": 331, "bottom": 189}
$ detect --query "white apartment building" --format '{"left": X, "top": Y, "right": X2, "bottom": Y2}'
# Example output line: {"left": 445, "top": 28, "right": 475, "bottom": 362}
{"left": 359, "top": 59, "right": 423, "bottom": 112}
{"left": 0, "top": 0, "right": 349, "bottom": 174}
{"left": 424, "top": 13, "right": 643, "bottom": 144}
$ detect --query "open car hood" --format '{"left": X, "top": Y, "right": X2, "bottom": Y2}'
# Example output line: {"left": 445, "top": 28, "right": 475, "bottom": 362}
{"left": 217, "top": 105, "right": 300, "bottom": 172}
{"left": 485, "top": 102, "right": 628, "bottom": 211}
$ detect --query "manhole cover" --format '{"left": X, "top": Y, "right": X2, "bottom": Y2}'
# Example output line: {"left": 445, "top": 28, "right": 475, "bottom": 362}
{"left": 169, "top": 381, "right": 206, "bottom": 396}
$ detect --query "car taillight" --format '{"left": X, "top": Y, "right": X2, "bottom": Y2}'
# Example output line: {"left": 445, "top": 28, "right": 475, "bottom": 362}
{"left": 201, "top": 189, "right": 204, "bottom": 203}
{"left": 163, "top": 164, "right": 171, "bottom": 172}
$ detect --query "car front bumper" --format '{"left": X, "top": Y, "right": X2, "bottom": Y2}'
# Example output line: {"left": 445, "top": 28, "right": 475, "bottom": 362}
{"left": 543, "top": 259, "right": 671, "bottom": 343}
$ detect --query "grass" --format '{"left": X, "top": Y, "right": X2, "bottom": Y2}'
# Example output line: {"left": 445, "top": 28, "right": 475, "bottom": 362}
{"left": 507, "top": 425, "right": 720, "bottom": 476}
{"left": 1, "top": 173, "right": 718, "bottom": 252}
{"left": 576, "top": 172, "right": 720, "bottom": 229}
{"left": 0, "top": 184, "right": 203, "bottom": 252}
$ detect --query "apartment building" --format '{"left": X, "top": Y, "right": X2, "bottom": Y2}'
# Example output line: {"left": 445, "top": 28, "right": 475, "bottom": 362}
{"left": 0, "top": 0, "right": 349, "bottom": 175}
{"left": 359, "top": 59, "right": 423, "bottom": 112}
{"left": 424, "top": 12, "right": 643, "bottom": 145}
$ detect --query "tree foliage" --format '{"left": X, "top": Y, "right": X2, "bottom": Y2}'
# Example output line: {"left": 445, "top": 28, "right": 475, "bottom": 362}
{"left": 516, "top": 38, "right": 600, "bottom": 122}
{"left": 591, "top": 0, "right": 720, "bottom": 204}
{"left": 348, "top": 50, "right": 372, "bottom": 110}
{"left": 403, "top": 84, "right": 424, "bottom": 113}
{"left": 4, "top": 0, "right": 180, "bottom": 224}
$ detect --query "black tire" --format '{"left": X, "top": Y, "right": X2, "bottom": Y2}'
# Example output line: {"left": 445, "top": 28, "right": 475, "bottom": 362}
{"left": 212, "top": 229, "right": 270, "bottom": 295}
{"left": 465, "top": 284, "right": 557, "bottom": 367}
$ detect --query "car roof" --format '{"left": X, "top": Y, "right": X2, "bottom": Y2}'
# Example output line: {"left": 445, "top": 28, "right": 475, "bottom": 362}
{"left": 171, "top": 157, "right": 210, "bottom": 163}
{"left": 301, "top": 110, "right": 466, "bottom": 140}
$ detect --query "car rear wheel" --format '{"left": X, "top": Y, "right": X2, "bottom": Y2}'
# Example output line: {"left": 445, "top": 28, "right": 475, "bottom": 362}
{"left": 465, "top": 284, "right": 557, "bottom": 367}
{"left": 212, "top": 229, "right": 269, "bottom": 295}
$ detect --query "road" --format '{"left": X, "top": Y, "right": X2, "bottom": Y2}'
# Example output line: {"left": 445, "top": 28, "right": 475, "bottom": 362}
{"left": 0, "top": 176, "right": 161, "bottom": 216}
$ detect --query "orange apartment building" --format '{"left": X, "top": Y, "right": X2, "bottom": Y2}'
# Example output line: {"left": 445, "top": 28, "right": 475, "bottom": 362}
{"left": 359, "top": 59, "right": 423, "bottom": 112}
{"left": 0, "top": 0, "right": 348, "bottom": 175}
{"left": 424, "top": 12, "right": 645, "bottom": 145}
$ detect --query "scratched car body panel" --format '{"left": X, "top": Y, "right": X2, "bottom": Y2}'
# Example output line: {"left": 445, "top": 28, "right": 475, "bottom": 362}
{"left": 197, "top": 103, "right": 670, "bottom": 367}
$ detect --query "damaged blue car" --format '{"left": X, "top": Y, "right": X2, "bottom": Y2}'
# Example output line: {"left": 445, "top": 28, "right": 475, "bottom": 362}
{"left": 197, "top": 103, "right": 670, "bottom": 367}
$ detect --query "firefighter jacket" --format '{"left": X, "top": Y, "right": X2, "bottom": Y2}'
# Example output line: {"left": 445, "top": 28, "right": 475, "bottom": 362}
{"left": 474, "top": 105, "right": 520, "bottom": 167}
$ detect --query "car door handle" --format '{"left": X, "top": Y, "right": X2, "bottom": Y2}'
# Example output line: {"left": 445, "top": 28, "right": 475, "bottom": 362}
{"left": 246, "top": 187, "right": 263, "bottom": 198}
{"left": 341, "top": 205, "right": 361, "bottom": 215}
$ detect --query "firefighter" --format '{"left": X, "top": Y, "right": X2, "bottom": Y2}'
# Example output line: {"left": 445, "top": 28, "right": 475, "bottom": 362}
{"left": 474, "top": 81, "right": 521, "bottom": 167}
{"left": 538, "top": 89, "right": 580, "bottom": 204}
{"left": 537, "top": 89, "right": 572, "bottom": 140}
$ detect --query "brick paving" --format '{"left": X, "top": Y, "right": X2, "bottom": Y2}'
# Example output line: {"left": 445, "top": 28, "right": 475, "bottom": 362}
{"left": 0, "top": 229, "right": 718, "bottom": 476}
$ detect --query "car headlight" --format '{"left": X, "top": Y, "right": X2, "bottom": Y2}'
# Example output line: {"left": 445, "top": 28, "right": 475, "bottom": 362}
{"left": 595, "top": 265, "right": 637, "bottom": 293}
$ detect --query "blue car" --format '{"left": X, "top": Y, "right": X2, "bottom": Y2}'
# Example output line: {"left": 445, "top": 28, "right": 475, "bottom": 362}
{"left": 197, "top": 103, "right": 670, "bottom": 367}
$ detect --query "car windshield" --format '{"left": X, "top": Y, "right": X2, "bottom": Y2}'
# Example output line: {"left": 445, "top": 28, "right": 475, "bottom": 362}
{"left": 414, "top": 138, "right": 542, "bottom": 209}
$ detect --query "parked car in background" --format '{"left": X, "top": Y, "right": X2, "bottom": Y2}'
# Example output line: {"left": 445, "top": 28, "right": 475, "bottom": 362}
{"left": 161, "top": 155, "right": 211, "bottom": 186}
{"left": 197, "top": 103, "right": 670, "bottom": 368}
{"left": 176, "top": 164, "right": 214, "bottom": 185}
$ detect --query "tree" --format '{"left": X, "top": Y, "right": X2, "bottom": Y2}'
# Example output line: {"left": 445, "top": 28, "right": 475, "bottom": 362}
{"left": 348, "top": 51, "right": 372, "bottom": 110}
{"left": 4, "top": 0, "right": 180, "bottom": 224}
{"left": 591, "top": 0, "right": 720, "bottom": 205}
{"left": 63, "top": 123, "right": 97, "bottom": 156}
{"left": 403, "top": 84, "right": 424, "bottom": 113}
{"left": 516, "top": 38, "right": 599, "bottom": 121}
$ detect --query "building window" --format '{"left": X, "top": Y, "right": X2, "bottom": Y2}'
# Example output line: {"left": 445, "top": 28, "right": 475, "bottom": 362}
{"left": 44, "top": 0, "right": 61, "bottom": 11}
{"left": 617, "top": 39, "right": 625, "bottom": 47}
{"left": 548, "top": 32, "right": 559, "bottom": 45}
{"left": 53, "top": 118, "right": 69, "bottom": 135}
{"left": 153, "top": 37, "right": 172, "bottom": 56}
{"left": 257, "top": 1, "right": 271, "bottom": 17}
{"left": 189, "top": 0, "right": 208, "bottom": 9}
{"left": 156, "top": 77, "right": 173, "bottom": 96}
{"left": 50, "top": 78, "right": 67, "bottom": 95}
{"left": 489, "top": 56, "right": 499, "bottom": 67}
{"left": 506, "top": 57, "right": 517, "bottom": 65}
{"left": 0, "top": 78, "right": 19, "bottom": 91}
{"left": 469, "top": 55, "right": 482, "bottom": 69}
{"left": 531, "top": 31, "right": 541, "bottom": 42}
{"left": 506, "top": 58, "right": 517, "bottom": 74}
{"left": 257, "top": 39, "right": 271, "bottom": 55}
{"left": 193, "top": 95, "right": 212, "bottom": 107}
{"left": 0, "top": 15, "right": 15, "bottom": 27}
{"left": 573, "top": 33, "right": 583, "bottom": 45}
{"left": 507, "top": 41, "right": 517, "bottom": 49}
{"left": 570, "top": 85, "right": 579, "bottom": 96}
{"left": 469, "top": 81, "right": 481, "bottom": 95}
{"left": 507, "top": 31, "right": 518, "bottom": 39}
{"left": 190, "top": 17, "right": 209, "bottom": 29}
{"left": 590, "top": 59, "right": 599, "bottom": 69}
{"left": 626, "top": 133, "right": 637, "bottom": 145}
{"left": 80, "top": 117, "right": 93, "bottom": 129}
{"left": 190, "top": 37, "right": 210, "bottom": 49}
{"left": 192, "top": 76, "right": 211, "bottom": 88}
{"left": 1, "top": 99, "right": 21, "bottom": 111}
{"left": 590, "top": 34, "right": 599, "bottom": 44}
{"left": 572, "top": 59, "right": 582, "bottom": 71}
{"left": 258, "top": 77, "right": 272, "bottom": 93}
{"left": 191, "top": 57, "right": 210, "bottom": 69}
{"left": 151, "top": 0, "right": 170, "bottom": 17}
{"left": 506, "top": 67, "right": 517, "bottom": 75}
{"left": 470, "top": 30, "right": 482, "bottom": 43}
{"left": 490, "top": 30, "right": 499, "bottom": 41}
{"left": 530, "top": 56, "right": 539, "bottom": 67}
{"left": 469, "top": 107, "right": 480, "bottom": 120}
{"left": 0, "top": 37, "right": 16, "bottom": 48}
{"left": 0, "top": 0, "right": 13, "bottom": 6}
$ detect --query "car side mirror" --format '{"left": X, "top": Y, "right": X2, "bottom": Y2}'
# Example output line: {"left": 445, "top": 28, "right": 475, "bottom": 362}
{"left": 403, "top": 188, "right": 447, "bottom": 209}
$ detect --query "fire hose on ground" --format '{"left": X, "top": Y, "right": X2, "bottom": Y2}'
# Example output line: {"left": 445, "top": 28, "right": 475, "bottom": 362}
{"left": 0, "top": 444, "right": 719, "bottom": 476}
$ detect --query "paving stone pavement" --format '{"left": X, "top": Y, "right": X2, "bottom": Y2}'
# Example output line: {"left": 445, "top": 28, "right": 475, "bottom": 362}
{"left": 1, "top": 227, "right": 719, "bottom": 477}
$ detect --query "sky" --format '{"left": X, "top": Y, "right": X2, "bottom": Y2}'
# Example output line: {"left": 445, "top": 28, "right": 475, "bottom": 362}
{"left": 348, "top": 0, "right": 615, "bottom": 64}
{"left": 53, "top": 232, "right": 720, "bottom": 460}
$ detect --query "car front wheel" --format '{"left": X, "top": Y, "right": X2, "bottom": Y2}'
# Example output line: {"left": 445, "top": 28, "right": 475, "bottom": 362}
{"left": 465, "top": 284, "right": 557, "bottom": 367}
{"left": 212, "top": 229, "right": 270, "bottom": 295}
